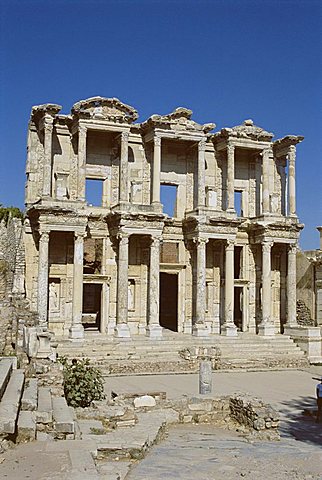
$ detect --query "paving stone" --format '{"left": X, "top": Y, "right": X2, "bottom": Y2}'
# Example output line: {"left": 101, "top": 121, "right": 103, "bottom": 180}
{"left": 0, "top": 369, "right": 25, "bottom": 433}
{"left": 78, "top": 419, "right": 105, "bottom": 436}
{"left": 52, "top": 396, "right": 75, "bottom": 433}
{"left": 21, "top": 378, "right": 38, "bottom": 411}
{"left": 0, "top": 358, "right": 13, "bottom": 401}
{"left": 36, "top": 387, "right": 52, "bottom": 423}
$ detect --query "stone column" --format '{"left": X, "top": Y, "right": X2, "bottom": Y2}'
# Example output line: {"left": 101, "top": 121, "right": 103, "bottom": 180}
{"left": 262, "top": 148, "right": 270, "bottom": 214}
{"left": 119, "top": 131, "right": 129, "bottom": 203}
{"left": 227, "top": 144, "right": 235, "bottom": 212}
{"left": 42, "top": 116, "right": 54, "bottom": 197}
{"left": 258, "top": 240, "right": 275, "bottom": 335}
{"left": 69, "top": 232, "right": 85, "bottom": 340}
{"left": 38, "top": 231, "right": 50, "bottom": 327}
{"left": 146, "top": 236, "right": 162, "bottom": 339}
{"left": 288, "top": 145, "right": 296, "bottom": 216}
{"left": 78, "top": 125, "right": 87, "bottom": 202}
{"left": 115, "top": 233, "right": 131, "bottom": 338}
{"left": 197, "top": 139, "right": 206, "bottom": 207}
{"left": 193, "top": 238, "right": 209, "bottom": 337}
{"left": 222, "top": 240, "right": 237, "bottom": 336}
{"left": 151, "top": 135, "right": 161, "bottom": 204}
{"left": 285, "top": 244, "right": 298, "bottom": 327}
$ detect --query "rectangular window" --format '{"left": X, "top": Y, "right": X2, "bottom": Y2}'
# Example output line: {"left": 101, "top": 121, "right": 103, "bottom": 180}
{"left": 161, "top": 184, "right": 177, "bottom": 217}
{"left": 86, "top": 178, "right": 104, "bottom": 206}
{"left": 234, "top": 190, "right": 243, "bottom": 217}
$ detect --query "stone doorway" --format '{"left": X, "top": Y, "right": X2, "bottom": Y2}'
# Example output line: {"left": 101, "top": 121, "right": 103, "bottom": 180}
{"left": 159, "top": 272, "right": 178, "bottom": 332}
{"left": 82, "top": 283, "right": 102, "bottom": 330}
{"left": 234, "top": 286, "right": 243, "bottom": 331}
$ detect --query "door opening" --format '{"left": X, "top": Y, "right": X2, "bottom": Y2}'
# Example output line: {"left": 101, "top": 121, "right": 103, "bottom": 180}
{"left": 82, "top": 283, "right": 102, "bottom": 330}
{"left": 234, "top": 286, "right": 243, "bottom": 331}
{"left": 159, "top": 273, "right": 178, "bottom": 332}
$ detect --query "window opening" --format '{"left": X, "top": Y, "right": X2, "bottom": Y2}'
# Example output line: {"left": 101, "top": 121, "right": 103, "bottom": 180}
{"left": 234, "top": 245, "right": 243, "bottom": 279}
{"left": 234, "top": 190, "right": 243, "bottom": 216}
{"left": 161, "top": 184, "right": 177, "bottom": 217}
{"left": 86, "top": 178, "right": 104, "bottom": 206}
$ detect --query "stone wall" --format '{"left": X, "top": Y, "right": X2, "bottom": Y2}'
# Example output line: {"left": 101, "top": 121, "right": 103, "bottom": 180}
{"left": 0, "top": 217, "right": 25, "bottom": 301}
{"left": 296, "top": 250, "right": 315, "bottom": 322}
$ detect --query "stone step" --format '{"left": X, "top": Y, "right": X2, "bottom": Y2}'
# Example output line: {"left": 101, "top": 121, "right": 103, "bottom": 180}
{"left": 52, "top": 396, "right": 75, "bottom": 434}
{"left": 21, "top": 378, "right": 38, "bottom": 411}
{"left": 17, "top": 410, "right": 36, "bottom": 442}
{"left": 36, "top": 387, "right": 52, "bottom": 423}
{"left": 0, "top": 358, "right": 13, "bottom": 401}
{"left": 0, "top": 369, "right": 25, "bottom": 434}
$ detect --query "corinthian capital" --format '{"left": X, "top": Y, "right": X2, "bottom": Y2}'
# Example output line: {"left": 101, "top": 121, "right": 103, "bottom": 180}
{"left": 154, "top": 135, "right": 161, "bottom": 147}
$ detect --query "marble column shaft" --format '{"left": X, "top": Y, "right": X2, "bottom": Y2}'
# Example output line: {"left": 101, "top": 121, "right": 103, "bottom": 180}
{"left": 195, "top": 238, "right": 207, "bottom": 325}
{"left": 38, "top": 231, "right": 50, "bottom": 327}
{"left": 261, "top": 241, "right": 273, "bottom": 324}
{"left": 224, "top": 240, "right": 235, "bottom": 325}
{"left": 43, "top": 116, "right": 53, "bottom": 197}
{"left": 152, "top": 136, "right": 161, "bottom": 204}
{"left": 288, "top": 146, "right": 296, "bottom": 216}
{"left": 70, "top": 233, "right": 85, "bottom": 337}
{"left": 119, "top": 131, "right": 129, "bottom": 203}
{"left": 227, "top": 144, "right": 235, "bottom": 211}
{"left": 262, "top": 148, "right": 270, "bottom": 214}
{"left": 116, "top": 234, "right": 129, "bottom": 325}
{"left": 148, "top": 237, "right": 161, "bottom": 325}
{"left": 78, "top": 126, "right": 87, "bottom": 201}
{"left": 197, "top": 139, "right": 206, "bottom": 207}
{"left": 286, "top": 244, "right": 297, "bottom": 326}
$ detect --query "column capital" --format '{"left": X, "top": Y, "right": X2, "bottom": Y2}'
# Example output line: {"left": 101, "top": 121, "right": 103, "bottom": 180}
{"left": 262, "top": 240, "right": 273, "bottom": 253}
{"left": 198, "top": 138, "right": 206, "bottom": 151}
{"left": 154, "top": 135, "right": 161, "bottom": 147}
{"left": 117, "top": 232, "right": 130, "bottom": 244}
{"left": 78, "top": 125, "right": 87, "bottom": 136}
{"left": 287, "top": 144, "right": 296, "bottom": 161}
{"left": 288, "top": 243, "right": 297, "bottom": 254}
{"left": 193, "top": 237, "right": 209, "bottom": 247}
{"left": 226, "top": 239, "right": 235, "bottom": 250}
{"left": 227, "top": 143, "right": 235, "bottom": 154}
{"left": 39, "top": 231, "right": 50, "bottom": 242}
{"left": 150, "top": 235, "right": 162, "bottom": 247}
{"left": 74, "top": 231, "right": 86, "bottom": 241}
{"left": 43, "top": 116, "right": 54, "bottom": 132}
{"left": 120, "top": 131, "right": 129, "bottom": 142}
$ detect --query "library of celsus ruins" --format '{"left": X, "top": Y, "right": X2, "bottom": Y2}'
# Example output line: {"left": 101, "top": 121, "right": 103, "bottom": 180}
{"left": 24, "top": 96, "right": 304, "bottom": 340}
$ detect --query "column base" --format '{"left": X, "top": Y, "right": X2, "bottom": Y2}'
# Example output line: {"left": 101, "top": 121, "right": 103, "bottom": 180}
{"left": 258, "top": 323, "right": 275, "bottom": 336}
{"left": 69, "top": 324, "right": 84, "bottom": 341}
{"left": 221, "top": 324, "right": 238, "bottom": 337}
{"left": 114, "top": 323, "right": 131, "bottom": 339}
{"left": 146, "top": 324, "right": 163, "bottom": 340}
{"left": 193, "top": 323, "right": 210, "bottom": 337}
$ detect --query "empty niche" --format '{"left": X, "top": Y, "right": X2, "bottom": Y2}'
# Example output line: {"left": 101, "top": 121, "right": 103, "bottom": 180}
{"left": 83, "top": 238, "right": 103, "bottom": 274}
{"left": 161, "top": 184, "right": 177, "bottom": 217}
{"left": 86, "top": 178, "right": 104, "bottom": 206}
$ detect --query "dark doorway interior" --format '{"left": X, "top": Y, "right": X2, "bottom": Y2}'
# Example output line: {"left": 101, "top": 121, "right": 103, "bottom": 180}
{"left": 234, "top": 287, "right": 243, "bottom": 331}
{"left": 82, "top": 283, "right": 102, "bottom": 330}
{"left": 160, "top": 273, "right": 178, "bottom": 332}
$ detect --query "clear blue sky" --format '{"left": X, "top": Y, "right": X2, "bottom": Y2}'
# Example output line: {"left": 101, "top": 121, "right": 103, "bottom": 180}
{"left": 0, "top": 0, "right": 321, "bottom": 249}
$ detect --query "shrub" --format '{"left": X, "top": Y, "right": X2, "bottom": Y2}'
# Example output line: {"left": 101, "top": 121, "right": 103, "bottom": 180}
{"left": 59, "top": 357, "right": 106, "bottom": 407}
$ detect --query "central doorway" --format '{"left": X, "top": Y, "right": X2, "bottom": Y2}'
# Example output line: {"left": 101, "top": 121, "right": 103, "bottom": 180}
{"left": 160, "top": 272, "right": 178, "bottom": 332}
{"left": 82, "top": 283, "right": 102, "bottom": 330}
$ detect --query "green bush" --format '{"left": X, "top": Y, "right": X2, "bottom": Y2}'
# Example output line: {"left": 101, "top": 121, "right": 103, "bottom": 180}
{"left": 59, "top": 357, "right": 106, "bottom": 407}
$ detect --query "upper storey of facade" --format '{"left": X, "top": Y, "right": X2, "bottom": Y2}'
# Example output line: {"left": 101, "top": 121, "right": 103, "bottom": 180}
{"left": 25, "top": 96, "right": 303, "bottom": 225}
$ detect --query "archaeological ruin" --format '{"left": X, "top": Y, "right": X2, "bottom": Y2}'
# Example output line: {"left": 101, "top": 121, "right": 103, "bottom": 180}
{"left": 22, "top": 96, "right": 308, "bottom": 343}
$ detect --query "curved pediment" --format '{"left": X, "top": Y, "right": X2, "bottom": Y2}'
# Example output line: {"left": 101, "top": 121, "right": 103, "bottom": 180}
{"left": 142, "top": 107, "right": 215, "bottom": 133}
{"left": 71, "top": 96, "right": 138, "bottom": 123}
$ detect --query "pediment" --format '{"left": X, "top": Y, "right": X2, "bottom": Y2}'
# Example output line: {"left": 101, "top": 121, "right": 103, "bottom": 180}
{"left": 143, "top": 107, "right": 215, "bottom": 133}
{"left": 219, "top": 119, "right": 274, "bottom": 142}
{"left": 71, "top": 97, "right": 138, "bottom": 123}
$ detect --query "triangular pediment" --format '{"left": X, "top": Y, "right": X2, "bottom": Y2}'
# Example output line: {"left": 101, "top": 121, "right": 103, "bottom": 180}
{"left": 71, "top": 96, "right": 138, "bottom": 123}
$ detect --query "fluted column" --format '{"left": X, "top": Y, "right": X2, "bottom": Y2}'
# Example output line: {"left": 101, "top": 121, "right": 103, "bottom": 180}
{"left": 197, "top": 139, "right": 206, "bottom": 207}
{"left": 193, "top": 237, "right": 209, "bottom": 336}
{"left": 286, "top": 244, "right": 297, "bottom": 327}
{"left": 227, "top": 144, "right": 235, "bottom": 212}
{"left": 115, "top": 233, "right": 131, "bottom": 338}
{"left": 69, "top": 232, "right": 85, "bottom": 339}
{"left": 258, "top": 240, "right": 275, "bottom": 335}
{"left": 119, "top": 131, "right": 129, "bottom": 203}
{"left": 43, "top": 116, "right": 54, "bottom": 197}
{"left": 147, "top": 236, "right": 162, "bottom": 339}
{"left": 38, "top": 231, "right": 50, "bottom": 327}
{"left": 152, "top": 135, "right": 161, "bottom": 204}
{"left": 77, "top": 125, "right": 87, "bottom": 201}
{"left": 288, "top": 145, "right": 296, "bottom": 216}
{"left": 222, "top": 239, "right": 237, "bottom": 336}
{"left": 262, "top": 148, "right": 270, "bottom": 214}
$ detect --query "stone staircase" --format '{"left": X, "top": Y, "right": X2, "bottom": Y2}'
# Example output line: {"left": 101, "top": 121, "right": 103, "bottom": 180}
{"left": 56, "top": 332, "right": 309, "bottom": 374}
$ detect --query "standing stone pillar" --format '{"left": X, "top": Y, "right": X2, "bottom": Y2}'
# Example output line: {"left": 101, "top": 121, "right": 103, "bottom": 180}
{"left": 227, "top": 143, "right": 235, "bottom": 212}
{"left": 193, "top": 238, "right": 209, "bottom": 337}
{"left": 197, "top": 139, "right": 206, "bottom": 207}
{"left": 42, "top": 116, "right": 54, "bottom": 197}
{"left": 38, "top": 231, "right": 50, "bottom": 328}
{"left": 146, "top": 236, "right": 162, "bottom": 339}
{"left": 119, "top": 131, "right": 129, "bottom": 204}
{"left": 199, "top": 360, "right": 212, "bottom": 395}
{"left": 262, "top": 148, "right": 270, "bottom": 214}
{"left": 288, "top": 145, "right": 296, "bottom": 216}
{"left": 69, "top": 232, "right": 85, "bottom": 340}
{"left": 222, "top": 240, "right": 237, "bottom": 336}
{"left": 78, "top": 125, "right": 87, "bottom": 202}
{"left": 285, "top": 244, "right": 298, "bottom": 327}
{"left": 115, "top": 233, "right": 131, "bottom": 338}
{"left": 258, "top": 240, "right": 275, "bottom": 336}
{"left": 152, "top": 135, "right": 161, "bottom": 204}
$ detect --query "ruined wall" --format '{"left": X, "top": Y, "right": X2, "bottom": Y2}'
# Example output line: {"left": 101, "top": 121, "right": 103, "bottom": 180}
{"left": 0, "top": 217, "right": 25, "bottom": 300}
{"left": 296, "top": 250, "right": 315, "bottom": 321}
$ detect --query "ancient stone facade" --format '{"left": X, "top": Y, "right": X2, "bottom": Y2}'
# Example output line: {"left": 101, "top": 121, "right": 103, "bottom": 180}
{"left": 24, "top": 96, "right": 304, "bottom": 340}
